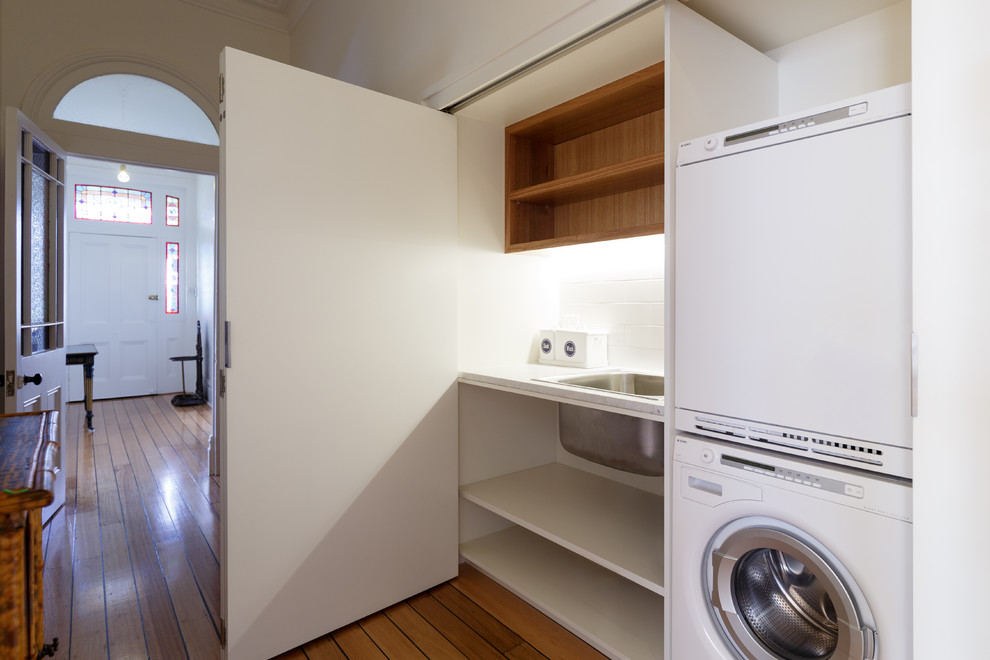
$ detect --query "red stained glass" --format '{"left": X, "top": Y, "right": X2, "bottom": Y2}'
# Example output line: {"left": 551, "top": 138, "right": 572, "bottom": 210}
{"left": 166, "top": 242, "right": 179, "bottom": 314}
{"left": 166, "top": 195, "right": 179, "bottom": 227}
{"left": 75, "top": 184, "right": 152, "bottom": 224}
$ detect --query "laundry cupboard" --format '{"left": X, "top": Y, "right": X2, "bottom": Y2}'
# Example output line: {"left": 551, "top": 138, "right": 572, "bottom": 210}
{"left": 219, "top": 1, "right": 912, "bottom": 658}
{"left": 453, "top": 3, "right": 778, "bottom": 658}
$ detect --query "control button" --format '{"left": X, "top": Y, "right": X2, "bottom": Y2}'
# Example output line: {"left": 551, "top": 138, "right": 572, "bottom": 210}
{"left": 704, "top": 136, "right": 719, "bottom": 151}
{"left": 807, "top": 120, "right": 816, "bottom": 127}
{"left": 785, "top": 476, "right": 794, "bottom": 482}
{"left": 700, "top": 448, "right": 715, "bottom": 464}
{"left": 803, "top": 481, "right": 812, "bottom": 486}
{"left": 849, "top": 102, "right": 868, "bottom": 116}
{"left": 845, "top": 484, "right": 865, "bottom": 498}
{"left": 797, "top": 123, "right": 806, "bottom": 129}
{"left": 776, "top": 474, "right": 785, "bottom": 480}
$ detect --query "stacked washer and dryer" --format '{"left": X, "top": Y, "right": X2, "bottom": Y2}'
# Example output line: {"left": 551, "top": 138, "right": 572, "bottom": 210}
{"left": 672, "top": 84, "right": 914, "bottom": 660}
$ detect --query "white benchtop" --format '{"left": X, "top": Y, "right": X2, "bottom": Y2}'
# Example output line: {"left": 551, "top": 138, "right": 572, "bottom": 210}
{"left": 458, "top": 364, "right": 665, "bottom": 421}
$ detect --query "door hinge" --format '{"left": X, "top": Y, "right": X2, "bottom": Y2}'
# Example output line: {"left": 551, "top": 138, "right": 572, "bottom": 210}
{"left": 218, "top": 369, "right": 226, "bottom": 398}
{"left": 5, "top": 370, "right": 15, "bottom": 397}
{"left": 219, "top": 74, "right": 225, "bottom": 122}
{"left": 220, "top": 617, "right": 226, "bottom": 649}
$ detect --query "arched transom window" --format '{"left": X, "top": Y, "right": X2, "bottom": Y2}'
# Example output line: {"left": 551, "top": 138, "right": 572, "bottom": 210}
{"left": 54, "top": 74, "right": 219, "bottom": 146}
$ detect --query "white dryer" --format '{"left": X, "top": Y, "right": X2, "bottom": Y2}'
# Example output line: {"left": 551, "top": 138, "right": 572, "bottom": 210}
{"left": 671, "top": 434, "right": 912, "bottom": 660}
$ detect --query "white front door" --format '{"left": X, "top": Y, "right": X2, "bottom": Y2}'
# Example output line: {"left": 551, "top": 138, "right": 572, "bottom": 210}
{"left": 67, "top": 233, "right": 158, "bottom": 399}
{"left": 2, "top": 108, "right": 68, "bottom": 522}
{"left": 219, "top": 48, "right": 458, "bottom": 660}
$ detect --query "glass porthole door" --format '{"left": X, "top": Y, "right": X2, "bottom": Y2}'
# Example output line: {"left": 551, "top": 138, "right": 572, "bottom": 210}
{"left": 708, "top": 520, "right": 878, "bottom": 660}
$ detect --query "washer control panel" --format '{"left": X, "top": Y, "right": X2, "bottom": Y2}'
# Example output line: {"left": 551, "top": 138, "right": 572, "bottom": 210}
{"left": 720, "top": 452, "right": 862, "bottom": 498}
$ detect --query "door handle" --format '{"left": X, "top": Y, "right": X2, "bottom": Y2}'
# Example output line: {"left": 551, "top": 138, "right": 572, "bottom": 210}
{"left": 22, "top": 373, "right": 42, "bottom": 386}
{"left": 148, "top": 294, "right": 160, "bottom": 300}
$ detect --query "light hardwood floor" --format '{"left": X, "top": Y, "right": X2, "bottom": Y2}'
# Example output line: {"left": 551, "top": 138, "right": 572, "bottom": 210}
{"left": 43, "top": 398, "right": 607, "bottom": 660}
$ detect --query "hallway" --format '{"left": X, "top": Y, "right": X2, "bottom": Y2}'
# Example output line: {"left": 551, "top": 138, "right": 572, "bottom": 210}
{"left": 43, "top": 397, "right": 220, "bottom": 659}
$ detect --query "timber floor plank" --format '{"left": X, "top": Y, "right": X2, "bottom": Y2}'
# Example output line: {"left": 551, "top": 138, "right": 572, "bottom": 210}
{"left": 43, "top": 398, "right": 611, "bottom": 660}
{"left": 300, "top": 635, "right": 349, "bottom": 660}
{"left": 450, "top": 564, "right": 609, "bottom": 660}
{"left": 383, "top": 601, "right": 468, "bottom": 660}
{"left": 332, "top": 624, "right": 389, "bottom": 659}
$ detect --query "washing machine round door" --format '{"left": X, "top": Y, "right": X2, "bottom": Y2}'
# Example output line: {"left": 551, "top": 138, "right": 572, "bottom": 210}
{"left": 707, "top": 518, "right": 877, "bottom": 660}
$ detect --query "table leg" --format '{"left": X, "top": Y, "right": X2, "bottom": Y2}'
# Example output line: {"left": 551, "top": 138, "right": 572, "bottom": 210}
{"left": 83, "top": 363, "right": 95, "bottom": 431}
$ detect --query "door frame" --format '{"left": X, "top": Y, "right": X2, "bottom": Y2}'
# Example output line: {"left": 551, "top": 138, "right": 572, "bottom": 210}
{"left": 64, "top": 157, "right": 215, "bottom": 402}
{"left": 3, "top": 108, "right": 70, "bottom": 523}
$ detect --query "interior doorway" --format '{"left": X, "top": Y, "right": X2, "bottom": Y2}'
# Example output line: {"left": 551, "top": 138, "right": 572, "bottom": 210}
{"left": 65, "top": 156, "right": 216, "bottom": 404}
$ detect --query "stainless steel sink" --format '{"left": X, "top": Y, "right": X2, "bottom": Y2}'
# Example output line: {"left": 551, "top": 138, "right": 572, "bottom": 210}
{"left": 537, "top": 370, "right": 664, "bottom": 399}
{"left": 558, "top": 404, "right": 664, "bottom": 476}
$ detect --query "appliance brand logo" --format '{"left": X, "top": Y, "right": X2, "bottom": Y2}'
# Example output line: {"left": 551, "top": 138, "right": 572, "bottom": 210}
{"left": 541, "top": 338, "right": 552, "bottom": 354}
{"left": 564, "top": 341, "right": 576, "bottom": 357}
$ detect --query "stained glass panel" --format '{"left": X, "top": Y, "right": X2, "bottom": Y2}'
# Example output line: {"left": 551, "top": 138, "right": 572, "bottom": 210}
{"left": 166, "top": 242, "right": 179, "bottom": 314}
{"left": 166, "top": 195, "right": 179, "bottom": 226}
{"left": 75, "top": 184, "right": 152, "bottom": 224}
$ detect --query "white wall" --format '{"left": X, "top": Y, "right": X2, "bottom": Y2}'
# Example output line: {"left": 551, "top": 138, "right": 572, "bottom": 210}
{"left": 456, "top": 115, "right": 558, "bottom": 370}
{"left": 912, "top": 1, "right": 990, "bottom": 656}
{"left": 196, "top": 175, "right": 216, "bottom": 402}
{"left": 767, "top": 1, "right": 911, "bottom": 113}
{"left": 0, "top": 0, "right": 289, "bottom": 114}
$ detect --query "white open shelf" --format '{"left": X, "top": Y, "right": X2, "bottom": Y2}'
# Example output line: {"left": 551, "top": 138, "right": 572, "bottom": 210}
{"left": 461, "top": 526, "right": 664, "bottom": 660}
{"left": 461, "top": 463, "right": 666, "bottom": 596}
{"left": 460, "top": 462, "right": 664, "bottom": 593}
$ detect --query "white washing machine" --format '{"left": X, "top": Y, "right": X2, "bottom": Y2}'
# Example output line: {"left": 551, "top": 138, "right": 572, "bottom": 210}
{"left": 671, "top": 434, "right": 912, "bottom": 660}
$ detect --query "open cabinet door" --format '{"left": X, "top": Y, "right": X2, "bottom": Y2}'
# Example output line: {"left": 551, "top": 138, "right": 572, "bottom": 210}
{"left": 218, "top": 48, "right": 458, "bottom": 659}
{"left": 2, "top": 108, "right": 68, "bottom": 523}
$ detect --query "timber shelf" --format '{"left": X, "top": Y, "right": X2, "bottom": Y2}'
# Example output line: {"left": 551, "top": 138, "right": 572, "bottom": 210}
{"left": 505, "top": 61, "right": 664, "bottom": 252}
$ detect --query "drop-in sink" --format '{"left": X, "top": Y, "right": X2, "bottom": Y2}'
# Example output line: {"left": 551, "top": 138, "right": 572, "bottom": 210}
{"left": 535, "top": 370, "right": 665, "bottom": 476}
{"left": 537, "top": 370, "right": 664, "bottom": 399}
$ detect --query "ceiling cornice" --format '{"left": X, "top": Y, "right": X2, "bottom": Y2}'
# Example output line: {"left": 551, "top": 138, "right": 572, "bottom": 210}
{"left": 176, "top": 0, "right": 313, "bottom": 33}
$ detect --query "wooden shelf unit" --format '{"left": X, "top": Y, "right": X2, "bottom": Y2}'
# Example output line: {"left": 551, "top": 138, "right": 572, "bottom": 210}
{"left": 505, "top": 62, "right": 664, "bottom": 252}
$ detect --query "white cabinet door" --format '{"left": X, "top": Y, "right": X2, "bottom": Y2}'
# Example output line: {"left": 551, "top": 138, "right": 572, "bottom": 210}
{"left": 218, "top": 48, "right": 458, "bottom": 660}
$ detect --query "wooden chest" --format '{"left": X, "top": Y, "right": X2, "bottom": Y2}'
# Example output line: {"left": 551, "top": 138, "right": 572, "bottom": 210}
{"left": 0, "top": 411, "right": 58, "bottom": 659}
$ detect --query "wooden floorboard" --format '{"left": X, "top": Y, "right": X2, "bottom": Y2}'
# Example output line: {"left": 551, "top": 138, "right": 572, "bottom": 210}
{"left": 43, "top": 397, "right": 608, "bottom": 659}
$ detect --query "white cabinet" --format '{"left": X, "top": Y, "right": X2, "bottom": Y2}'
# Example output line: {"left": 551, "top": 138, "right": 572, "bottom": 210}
{"left": 457, "top": 379, "right": 665, "bottom": 659}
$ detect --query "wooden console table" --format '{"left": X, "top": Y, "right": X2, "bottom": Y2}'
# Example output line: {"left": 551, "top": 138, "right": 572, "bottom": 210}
{"left": 0, "top": 411, "right": 59, "bottom": 659}
{"left": 65, "top": 344, "right": 98, "bottom": 431}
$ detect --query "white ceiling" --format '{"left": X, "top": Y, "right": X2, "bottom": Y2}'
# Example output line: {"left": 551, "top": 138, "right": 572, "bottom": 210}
{"left": 678, "top": 0, "right": 904, "bottom": 52}
{"left": 186, "top": 0, "right": 905, "bottom": 51}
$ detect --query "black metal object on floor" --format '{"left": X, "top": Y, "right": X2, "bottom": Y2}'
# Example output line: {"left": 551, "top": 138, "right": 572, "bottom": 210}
{"left": 170, "top": 321, "right": 206, "bottom": 407}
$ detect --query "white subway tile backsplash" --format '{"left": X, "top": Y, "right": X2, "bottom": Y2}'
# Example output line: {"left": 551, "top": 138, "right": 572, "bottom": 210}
{"left": 550, "top": 236, "right": 665, "bottom": 372}
{"left": 622, "top": 278, "right": 664, "bottom": 302}
{"left": 626, "top": 325, "right": 665, "bottom": 350}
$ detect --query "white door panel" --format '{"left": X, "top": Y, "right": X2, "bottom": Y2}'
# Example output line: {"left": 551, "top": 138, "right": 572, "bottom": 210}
{"left": 219, "top": 48, "right": 458, "bottom": 660}
{"left": 3, "top": 108, "right": 67, "bottom": 523}
{"left": 68, "top": 233, "right": 157, "bottom": 399}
